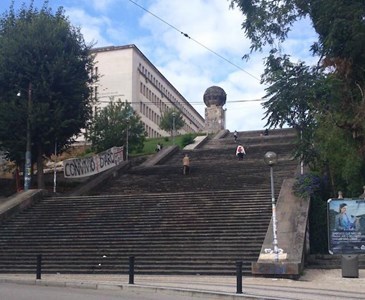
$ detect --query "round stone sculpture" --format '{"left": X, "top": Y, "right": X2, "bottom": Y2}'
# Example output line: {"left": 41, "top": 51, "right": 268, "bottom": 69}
{"left": 203, "top": 86, "right": 227, "bottom": 107}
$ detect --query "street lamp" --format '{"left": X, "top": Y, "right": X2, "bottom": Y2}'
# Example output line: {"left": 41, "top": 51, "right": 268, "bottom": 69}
{"left": 126, "top": 119, "right": 129, "bottom": 161}
{"left": 18, "top": 83, "right": 33, "bottom": 191}
{"left": 172, "top": 111, "right": 176, "bottom": 145}
{"left": 53, "top": 140, "right": 57, "bottom": 193}
{"left": 264, "top": 151, "right": 279, "bottom": 262}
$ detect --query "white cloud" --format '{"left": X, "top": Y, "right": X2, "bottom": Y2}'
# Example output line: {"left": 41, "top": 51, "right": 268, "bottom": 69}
{"left": 65, "top": 7, "right": 112, "bottom": 46}
{"left": 82, "top": 0, "right": 117, "bottom": 12}
{"left": 282, "top": 18, "right": 319, "bottom": 64}
{"left": 133, "top": 0, "right": 270, "bottom": 130}
{"left": 4, "top": 0, "right": 317, "bottom": 131}
{"left": 136, "top": 1, "right": 319, "bottom": 130}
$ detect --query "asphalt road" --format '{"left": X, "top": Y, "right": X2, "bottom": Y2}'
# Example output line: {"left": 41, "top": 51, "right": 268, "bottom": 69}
{"left": 0, "top": 283, "right": 203, "bottom": 300}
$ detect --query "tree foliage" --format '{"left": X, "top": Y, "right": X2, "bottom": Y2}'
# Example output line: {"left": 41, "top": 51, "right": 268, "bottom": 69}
{"left": 229, "top": 0, "right": 307, "bottom": 55}
{"left": 261, "top": 52, "right": 321, "bottom": 130}
{"left": 86, "top": 100, "right": 146, "bottom": 154}
{"left": 0, "top": 1, "right": 96, "bottom": 188}
{"left": 230, "top": 0, "right": 365, "bottom": 195}
{"left": 159, "top": 109, "right": 184, "bottom": 136}
{"left": 314, "top": 116, "right": 365, "bottom": 196}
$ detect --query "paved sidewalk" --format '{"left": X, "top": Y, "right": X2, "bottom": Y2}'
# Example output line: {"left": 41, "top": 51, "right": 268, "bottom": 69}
{"left": 1, "top": 269, "right": 365, "bottom": 299}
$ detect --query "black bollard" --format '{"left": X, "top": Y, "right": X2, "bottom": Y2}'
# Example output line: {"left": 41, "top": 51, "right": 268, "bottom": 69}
{"left": 36, "top": 254, "right": 42, "bottom": 280}
{"left": 236, "top": 261, "right": 243, "bottom": 294}
{"left": 129, "top": 256, "right": 135, "bottom": 284}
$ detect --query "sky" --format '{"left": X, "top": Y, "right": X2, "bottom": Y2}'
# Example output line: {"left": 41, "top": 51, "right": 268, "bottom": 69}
{"left": 0, "top": 0, "right": 318, "bottom": 131}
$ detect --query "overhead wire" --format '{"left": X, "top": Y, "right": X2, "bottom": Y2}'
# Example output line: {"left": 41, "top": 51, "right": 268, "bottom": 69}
{"left": 127, "top": 0, "right": 261, "bottom": 82}
{"left": 98, "top": 98, "right": 264, "bottom": 104}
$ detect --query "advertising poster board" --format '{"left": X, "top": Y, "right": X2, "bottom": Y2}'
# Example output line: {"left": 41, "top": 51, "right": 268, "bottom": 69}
{"left": 328, "top": 198, "right": 365, "bottom": 254}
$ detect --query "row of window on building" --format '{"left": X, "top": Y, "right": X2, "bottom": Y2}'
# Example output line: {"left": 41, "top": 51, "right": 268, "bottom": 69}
{"left": 143, "top": 123, "right": 161, "bottom": 138}
{"left": 139, "top": 100, "right": 195, "bottom": 135}
{"left": 139, "top": 79, "right": 199, "bottom": 133}
{"left": 138, "top": 63, "right": 203, "bottom": 130}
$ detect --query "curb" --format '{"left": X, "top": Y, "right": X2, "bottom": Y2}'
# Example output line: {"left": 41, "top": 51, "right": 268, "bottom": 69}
{"left": 0, "top": 278, "right": 268, "bottom": 299}
{"left": 124, "top": 284, "right": 267, "bottom": 299}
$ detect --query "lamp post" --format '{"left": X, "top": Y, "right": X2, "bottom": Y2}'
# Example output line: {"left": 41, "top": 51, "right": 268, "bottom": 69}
{"left": 264, "top": 151, "right": 279, "bottom": 262}
{"left": 126, "top": 119, "right": 129, "bottom": 161}
{"left": 24, "top": 83, "right": 32, "bottom": 191}
{"left": 53, "top": 140, "right": 57, "bottom": 193}
{"left": 172, "top": 111, "right": 176, "bottom": 145}
{"left": 300, "top": 130, "right": 304, "bottom": 175}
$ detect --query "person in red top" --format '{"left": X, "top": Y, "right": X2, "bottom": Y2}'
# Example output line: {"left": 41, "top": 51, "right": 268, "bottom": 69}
{"left": 236, "top": 145, "right": 246, "bottom": 161}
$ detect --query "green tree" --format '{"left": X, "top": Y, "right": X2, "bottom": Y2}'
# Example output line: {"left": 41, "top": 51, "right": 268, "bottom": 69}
{"left": 86, "top": 100, "right": 146, "bottom": 154}
{"left": 230, "top": 0, "right": 365, "bottom": 148}
{"left": 261, "top": 52, "right": 326, "bottom": 166}
{"left": 0, "top": 1, "right": 96, "bottom": 188}
{"left": 229, "top": 0, "right": 365, "bottom": 194}
{"left": 314, "top": 116, "right": 365, "bottom": 196}
{"left": 261, "top": 53, "right": 320, "bottom": 130}
{"left": 159, "top": 109, "right": 184, "bottom": 137}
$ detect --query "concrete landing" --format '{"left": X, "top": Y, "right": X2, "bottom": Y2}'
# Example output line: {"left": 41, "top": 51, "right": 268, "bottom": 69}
{"left": 1, "top": 269, "right": 365, "bottom": 300}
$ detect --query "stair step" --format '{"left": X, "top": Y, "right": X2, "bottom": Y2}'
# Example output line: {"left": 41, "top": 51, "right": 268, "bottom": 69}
{"left": 0, "top": 128, "right": 298, "bottom": 275}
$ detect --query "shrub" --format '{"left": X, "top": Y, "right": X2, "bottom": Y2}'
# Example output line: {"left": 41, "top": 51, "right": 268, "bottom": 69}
{"left": 181, "top": 133, "right": 195, "bottom": 148}
{"left": 293, "top": 173, "right": 322, "bottom": 198}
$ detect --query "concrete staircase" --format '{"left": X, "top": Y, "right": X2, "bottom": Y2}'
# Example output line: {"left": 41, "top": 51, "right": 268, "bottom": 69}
{"left": 97, "top": 128, "right": 297, "bottom": 195}
{"left": 0, "top": 128, "right": 299, "bottom": 275}
{"left": 0, "top": 191, "right": 272, "bottom": 274}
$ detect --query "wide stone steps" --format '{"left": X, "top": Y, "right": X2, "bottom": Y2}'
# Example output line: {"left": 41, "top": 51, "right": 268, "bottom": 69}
{"left": 0, "top": 228, "right": 270, "bottom": 238}
{"left": 0, "top": 251, "right": 262, "bottom": 274}
{"left": 0, "top": 235, "right": 267, "bottom": 244}
{"left": 0, "top": 245, "right": 262, "bottom": 253}
{"left": 99, "top": 160, "right": 294, "bottom": 194}
{"left": 12, "top": 206, "right": 271, "bottom": 214}
{"left": 0, "top": 188, "right": 272, "bottom": 275}
{"left": 1, "top": 223, "right": 271, "bottom": 231}
{"left": 0, "top": 129, "right": 299, "bottom": 275}
{"left": 203, "top": 129, "right": 297, "bottom": 150}
{"left": 160, "top": 147, "right": 295, "bottom": 165}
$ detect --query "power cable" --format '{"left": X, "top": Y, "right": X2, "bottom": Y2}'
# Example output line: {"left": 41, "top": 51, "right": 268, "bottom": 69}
{"left": 97, "top": 98, "right": 264, "bottom": 104}
{"left": 127, "top": 0, "right": 261, "bottom": 81}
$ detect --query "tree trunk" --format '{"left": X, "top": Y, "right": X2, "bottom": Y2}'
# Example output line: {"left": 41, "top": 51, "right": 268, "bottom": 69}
{"left": 37, "top": 144, "right": 45, "bottom": 189}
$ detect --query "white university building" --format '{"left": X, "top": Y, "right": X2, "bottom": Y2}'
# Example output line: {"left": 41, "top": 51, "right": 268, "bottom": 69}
{"left": 90, "top": 44, "right": 205, "bottom": 138}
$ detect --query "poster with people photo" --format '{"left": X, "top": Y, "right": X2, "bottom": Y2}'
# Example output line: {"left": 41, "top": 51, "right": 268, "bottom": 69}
{"left": 328, "top": 198, "right": 365, "bottom": 254}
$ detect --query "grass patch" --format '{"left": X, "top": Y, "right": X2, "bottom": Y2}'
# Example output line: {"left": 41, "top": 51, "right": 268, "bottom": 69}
{"left": 132, "top": 133, "right": 201, "bottom": 156}
{"left": 60, "top": 133, "right": 205, "bottom": 160}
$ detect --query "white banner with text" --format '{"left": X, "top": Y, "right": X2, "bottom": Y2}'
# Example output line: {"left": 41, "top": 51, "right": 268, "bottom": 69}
{"left": 63, "top": 146, "right": 124, "bottom": 178}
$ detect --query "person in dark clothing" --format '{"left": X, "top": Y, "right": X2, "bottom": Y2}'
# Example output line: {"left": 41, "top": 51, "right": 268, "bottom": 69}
{"left": 234, "top": 130, "right": 238, "bottom": 142}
